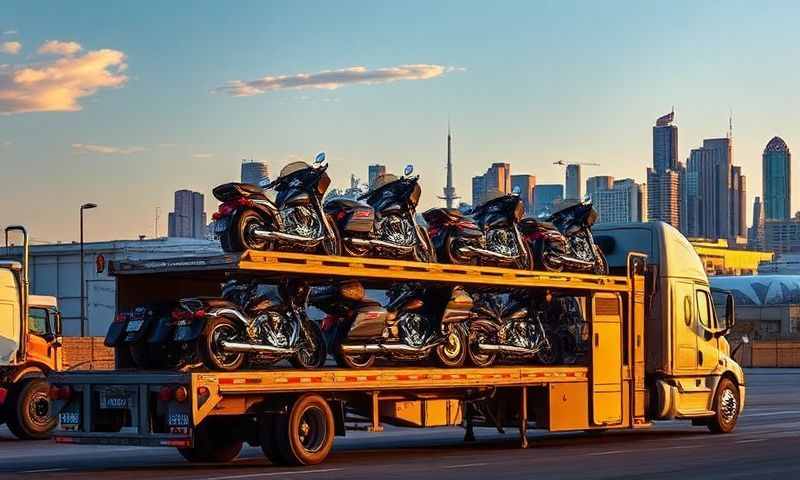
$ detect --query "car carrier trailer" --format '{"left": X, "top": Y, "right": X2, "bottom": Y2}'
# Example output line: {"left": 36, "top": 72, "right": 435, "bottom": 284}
{"left": 48, "top": 222, "right": 745, "bottom": 466}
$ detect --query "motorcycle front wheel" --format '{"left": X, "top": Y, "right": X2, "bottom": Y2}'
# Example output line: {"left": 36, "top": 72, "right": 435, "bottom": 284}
{"left": 536, "top": 332, "right": 563, "bottom": 365}
{"left": 200, "top": 316, "right": 246, "bottom": 371}
{"left": 319, "top": 215, "right": 342, "bottom": 256}
{"left": 445, "top": 236, "right": 478, "bottom": 265}
{"left": 290, "top": 321, "right": 327, "bottom": 369}
{"left": 413, "top": 227, "right": 437, "bottom": 263}
{"left": 535, "top": 241, "right": 564, "bottom": 272}
{"left": 435, "top": 325, "right": 467, "bottom": 368}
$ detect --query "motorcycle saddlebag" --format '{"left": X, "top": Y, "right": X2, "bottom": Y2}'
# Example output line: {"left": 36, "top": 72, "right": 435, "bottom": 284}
{"left": 326, "top": 199, "right": 374, "bottom": 233}
{"left": 173, "top": 317, "right": 208, "bottom": 343}
{"left": 104, "top": 317, "right": 128, "bottom": 347}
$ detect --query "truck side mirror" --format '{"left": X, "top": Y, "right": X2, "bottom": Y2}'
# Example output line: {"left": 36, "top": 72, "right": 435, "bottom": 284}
{"left": 722, "top": 293, "right": 735, "bottom": 333}
{"left": 55, "top": 311, "right": 63, "bottom": 336}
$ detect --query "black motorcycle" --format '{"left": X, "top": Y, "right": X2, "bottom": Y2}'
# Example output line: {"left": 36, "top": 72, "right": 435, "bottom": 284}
{"left": 312, "top": 281, "right": 472, "bottom": 368}
{"left": 467, "top": 291, "right": 560, "bottom": 367}
{"left": 171, "top": 279, "right": 326, "bottom": 371}
{"left": 211, "top": 152, "right": 340, "bottom": 255}
{"left": 520, "top": 196, "right": 608, "bottom": 274}
{"left": 425, "top": 192, "right": 531, "bottom": 269}
{"left": 104, "top": 302, "right": 184, "bottom": 369}
{"left": 325, "top": 165, "right": 435, "bottom": 262}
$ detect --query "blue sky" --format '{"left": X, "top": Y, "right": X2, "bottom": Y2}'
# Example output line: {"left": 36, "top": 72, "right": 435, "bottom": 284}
{"left": 1, "top": 1, "right": 799, "bottom": 242}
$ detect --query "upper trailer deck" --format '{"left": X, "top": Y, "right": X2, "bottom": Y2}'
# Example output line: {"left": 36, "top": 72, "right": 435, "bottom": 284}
{"left": 110, "top": 250, "right": 630, "bottom": 293}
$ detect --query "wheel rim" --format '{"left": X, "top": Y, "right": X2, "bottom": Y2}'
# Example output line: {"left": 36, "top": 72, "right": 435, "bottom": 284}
{"left": 242, "top": 216, "right": 268, "bottom": 250}
{"left": 297, "top": 406, "right": 327, "bottom": 454}
{"left": 441, "top": 331, "right": 462, "bottom": 360}
{"left": 210, "top": 322, "right": 243, "bottom": 368}
{"left": 297, "top": 327, "right": 322, "bottom": 367}
{"left": 469, "top": 331, "right": 493, "bottom": 365}
{"left": 29, "top": 391, "right": 51, "bottom": 428}
{"left": 720, "top": 388, "right": 738, "bottom": 424}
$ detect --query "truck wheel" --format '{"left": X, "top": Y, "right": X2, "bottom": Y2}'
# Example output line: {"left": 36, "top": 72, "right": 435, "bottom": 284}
{"left": 200, "top": 316, "right": 246, "bottom": 371}
{"left": 707, "top": 378, "right": 740, "bottom": 434}
{"left": 273, "top": 394, "right": 335, "bottom": 466}
{"left": 6, "top": 378, "right": 55, "bottom": 440}
{"left": 178, "top": 419, "right": 243, "bottom": 463}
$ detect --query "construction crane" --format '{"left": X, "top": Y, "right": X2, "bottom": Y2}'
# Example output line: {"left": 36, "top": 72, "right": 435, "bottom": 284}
{"left": 552, "top": 160, "right": 601, "bottom": 167}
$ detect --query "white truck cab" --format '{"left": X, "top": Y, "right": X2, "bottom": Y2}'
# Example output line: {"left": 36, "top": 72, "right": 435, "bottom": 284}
{"left": 594, "top": 221, "right": 744, "bottom": 431}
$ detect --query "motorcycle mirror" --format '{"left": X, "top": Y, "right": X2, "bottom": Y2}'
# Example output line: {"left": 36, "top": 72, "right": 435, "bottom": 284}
{"left": 583, "top": 193, "right": 592, "bottom": 203}
{"left": 404, "top": 164, "right": 414, "bottom": 176}
{"left": 314, "top": 152, "right": 326, "bottom": 164}
{"left": 512, "top": 185, "right": 521, "bottom": 195}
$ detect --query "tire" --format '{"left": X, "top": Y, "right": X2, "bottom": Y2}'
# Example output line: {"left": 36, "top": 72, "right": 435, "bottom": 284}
{"left": 178, "top": 419, "right": 243, "bottom": 463}
{"left": 320, "top": 215, "right": 342, "bottom": 256}
{"left": 436, "top": 325, "right": 467, "bottom": 368}
{"left": 593, "top": 246, "right": 609, "bottom": 275}
{"left": 290, "top": 320, "right": 327, "bottom": 369}
{"left": 536, "top": 330, "right": 563, "bottom": 365}
{"left": 6, "top": 378, "right": 55, "bottom": 440}
{"left": 200, "top": 316, "right": 246, "bottom": 371}
{"left": 233, "top": 209, "right": 271, "bottom": 252}
{"left": 273, "top": 394, "right": 335, "bottom": 466}
{"left": 259, "top": 413, "right": 284, "bottom": 464}
{"left": 332, "top": 332, "right": 375, "bottom": 369}
{"left": 536, "top": 241, "right": 563, "bottom": 272}
{"left": 467, "top": 325, "right": 497, "bottom": 368}
{"left": 413, "top": 227, "right": 437, "bottom": 263}
{"left": 514, "top": 241, "right": 534, "bottom": 270}
{"left": 707, "top": 378, "right": 740, "bottom": 434}
{"left": 445, "top": 235, "right": 478, "bottom": 266}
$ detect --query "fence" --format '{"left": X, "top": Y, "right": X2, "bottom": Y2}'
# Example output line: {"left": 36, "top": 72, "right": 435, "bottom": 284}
{"left": 733, "top": 339, "right": 800, "bottom": 368}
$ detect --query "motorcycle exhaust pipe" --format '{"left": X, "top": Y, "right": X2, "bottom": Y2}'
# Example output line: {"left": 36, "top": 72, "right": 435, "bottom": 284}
{"left": 348, "top": 237, "right": 416, "bottom": 253}
{"left": 458, "top": 245, "right": 515, "bottom": 261}
{"left": 252, "top": 229, "right": 324, "bottom": 246}
{"left": 477, "top": 343, "right": 539, "bottom": 355}
{"left": 220, "top": 340, "right": 298, "bottom": 355}
{"left": 340, "top": 341, "right": 441, "bottom": 354}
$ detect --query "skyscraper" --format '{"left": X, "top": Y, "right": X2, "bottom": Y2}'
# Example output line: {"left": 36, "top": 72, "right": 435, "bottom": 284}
{"left": 511, "top": 174, "right": 536, "bottom": 214}
{"left": 565, "top": 164, "right": 582, "bottom": 200}
{"left": 241, "top": 160, "right": 270, "bottom": 186}
{"left": 586, "top": 176, "right": 614, "bottom": 197}
{"left": 653, "top": 110, "right": 678, "bottom": 172}
{"left": 439, "top": 127, "right": 459, "bottom": 208}
{"left": 762, "top": 136, "right": 791, "bottom": 220}
{"left": 593, "top": 179, "right": 647, "bottom": 224}
{"left": 647, "top": 111, "right": 683, "bottom": 229}
{"left": 533, "top": 184, "right": 564, "bottom": 217}
{"left": 368, "top": 164, "right": 386, "bottom": 188}
{"left": 168, "top": 190, "right": 207, "bottom": 239}
{"left": 472, "top": 162, "right": 511, "bottom": 207}
{"left": 748, "top": 196, "right": 764, "bottom": 250}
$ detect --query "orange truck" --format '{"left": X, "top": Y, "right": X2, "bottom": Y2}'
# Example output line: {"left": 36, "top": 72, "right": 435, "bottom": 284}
{"left": 48, "top": 222, "right": 744, "bottom": 465}
{"left": 1, "top": 226, "right": 63, "bottom": 439}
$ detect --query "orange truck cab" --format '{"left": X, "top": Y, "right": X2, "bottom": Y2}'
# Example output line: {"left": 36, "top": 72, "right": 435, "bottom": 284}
{"left": 0, "top": 226, "right": 63, "bottom": 439}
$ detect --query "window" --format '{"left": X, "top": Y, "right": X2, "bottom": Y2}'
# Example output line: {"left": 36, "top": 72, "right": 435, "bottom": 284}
{"left": 28, "top": 307, "right": 50, "bottom": 336}
{"left": 696, "top": 291, "right": 714, "bottom": 330}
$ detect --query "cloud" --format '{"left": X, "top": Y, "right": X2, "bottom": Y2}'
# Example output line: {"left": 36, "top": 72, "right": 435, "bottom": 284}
{"left": 214, "top": 64, "right": 460, "bottom": 97}
{"left": 1, "top": 41, "right": 21, "bottom": 55}
{"left": 192, "top": 153, "right": 214, "bottom": 159}
{"left": 2, "top": 30, "right": 17, "bottom": 36}
{"left": 0, "top": 47, "right": 127, "bottom": 114}
{"left": 72, "top": 143, "right": 145, "bottom": 155}
{"left": 38, "top": 40, "right": 82, "bottom": 56}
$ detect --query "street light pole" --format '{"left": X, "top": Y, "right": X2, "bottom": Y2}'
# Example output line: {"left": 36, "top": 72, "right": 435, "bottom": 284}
{"left": 80, "top": 203, "right": 97, "bottom": 337}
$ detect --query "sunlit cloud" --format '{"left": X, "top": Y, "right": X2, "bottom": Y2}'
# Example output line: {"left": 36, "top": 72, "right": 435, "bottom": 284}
{"left": 0, "top": 46, "right": 127, "bottom": 114}
{"left": 72, "top": 143, "right": 145, "bottom": 155}
{"left": 1, "top": 41, "right": 21, "bottom": 55}
{"left": 192, "top": 153, "right": 214, "bottom": 159}
{"left": 38, "top": 40, "right": 82, "bottom": 56}
{"left": 214, "top": 64, "right": 461, "bottom": 97}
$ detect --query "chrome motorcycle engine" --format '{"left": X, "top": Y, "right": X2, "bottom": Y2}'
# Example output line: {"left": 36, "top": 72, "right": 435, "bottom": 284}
{"left": 570, "top": 234, "right": 593, "bottom": 262}
{"left": 486, "top": 228, "right": 519, "bottom": 257}
{"left": 397, "top": 313, "right": 429, "bottom": 347}
{"left": 378, "top": 215, "right": 415, "bottom": 246}
{"left": 282, "top": 205, "right": 322, "bottom": 239}
{"left": 251, "top": 311, "right": 292, "bottom": 349}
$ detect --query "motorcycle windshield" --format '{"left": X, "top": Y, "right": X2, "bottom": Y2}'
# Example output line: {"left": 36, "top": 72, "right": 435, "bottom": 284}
{"left": 365, "top": 174, "right": 413, "bottom": 211}
{"left": 474, "top": 195, "right": 522, "bottom": 226}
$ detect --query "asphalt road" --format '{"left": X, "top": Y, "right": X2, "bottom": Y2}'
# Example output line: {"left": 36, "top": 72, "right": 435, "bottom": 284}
{"left": 1, "top": 368, "right": 799, "bottom": 480}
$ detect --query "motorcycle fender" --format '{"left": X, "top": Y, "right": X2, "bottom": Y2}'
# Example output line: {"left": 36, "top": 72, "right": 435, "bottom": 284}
{"left": 104, "top": 320, "right": 127, "bottom": 347}
{"left": 173, "top": 318, "right": 207, "bottom": 343}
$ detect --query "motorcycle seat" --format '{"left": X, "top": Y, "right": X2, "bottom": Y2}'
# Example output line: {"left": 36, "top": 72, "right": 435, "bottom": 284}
{"left": 213, "top": 182, "right": 268, "bottom": 202}
{"left": 520, "top": 218, "right": 556, "bottom": 231}
{"left": 422, "top": 207, "right": 464, "bottom": 223}
{"left": 357, "top": 297, "right": 382, "bottom": 308}
{"left": 196, "top": 297, "right": 241, "bottom": 309}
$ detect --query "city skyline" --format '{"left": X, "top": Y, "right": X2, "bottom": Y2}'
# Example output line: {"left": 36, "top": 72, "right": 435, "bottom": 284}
{"left": 2, "top": 2, "right": 799, "bottom": 242}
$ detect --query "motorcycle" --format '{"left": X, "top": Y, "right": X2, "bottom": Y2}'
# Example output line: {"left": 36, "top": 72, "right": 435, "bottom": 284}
{"left": 519, "top": 196, "right": 608, "bottom": 274}
{"left": 324, "top": 164, "right": 435, "bottom": 262}
{"left": 467, "top": 291, "right": 560, "bottom": 367}
{"left": 211, "top": 152, "right": 341, "bottom": 255}
{"left": 171, "top": 279, "right": 326, "bottom": 371}
{"left": 547, "top": 296, "right": 589, "bottom": 364}
{"left": 104, "top": 302, "right": 182, "bottom": 369}
{"left": 425, "top": 190, "right": 531, "bottom": 269}
{"left": 311, "top": 281, "right": 472, "bottom": 368}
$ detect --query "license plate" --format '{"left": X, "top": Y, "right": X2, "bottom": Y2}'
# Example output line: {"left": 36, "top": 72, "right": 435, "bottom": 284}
{"left": 59, "top": 411, "right": 80, "bottom": 425}
{"left": 213, "top": 217, "right": 230, "bottom": 233}
{"left": 125, "top": 319, "right": 144, "bottom": 332}
{"left": 168, "top": 413, "right": 190, "bottom": 427}
{"left": 100, "top": 394, "right": 129, "bottom": 409}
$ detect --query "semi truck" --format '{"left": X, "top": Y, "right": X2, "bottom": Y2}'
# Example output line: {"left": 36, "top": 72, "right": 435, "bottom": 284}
{"left": 1, "top": 226, "right": 63, "bottom": 440}
{"left": 48, "top": 221, "right": 744, "bottom": 466}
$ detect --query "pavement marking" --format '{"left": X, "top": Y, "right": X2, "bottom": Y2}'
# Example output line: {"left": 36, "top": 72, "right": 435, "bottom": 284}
{"left": 443, "top": 463, "right": 489, "bottom": 469}
{"left": 203, "top": 468, "right": 343, "bottom": 480}
{"left": 587, "top": 450, "right": 630, "bottom": 456}
{"left": 735, "top": 438, "right": 768, "bottom": 444}
{"left": 19, "top": 468, "right": 68, "bottom": 474}
{"left": 745, "top": 410, "right": 800, "bottom": 417}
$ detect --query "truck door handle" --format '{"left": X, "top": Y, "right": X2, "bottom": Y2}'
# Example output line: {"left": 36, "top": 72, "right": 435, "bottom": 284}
{"left": 698, "top": 350, "right": 704, "bottom": 366}
{"left": 594, "top": 333, "right": 599, "bottom": 347}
